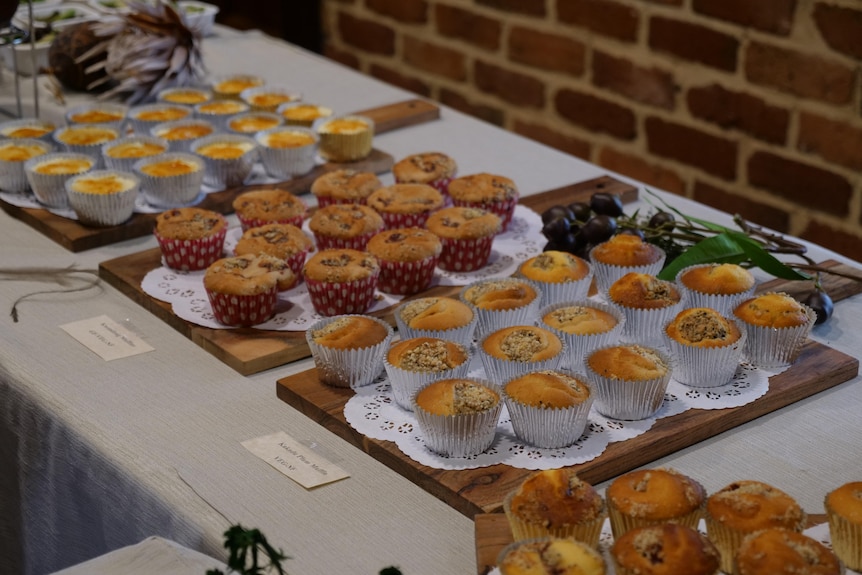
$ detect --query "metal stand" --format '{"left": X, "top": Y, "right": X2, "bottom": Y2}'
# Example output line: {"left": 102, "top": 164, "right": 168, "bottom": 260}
{"left": 0, "top": 0, "right": 40, "bottom": 119}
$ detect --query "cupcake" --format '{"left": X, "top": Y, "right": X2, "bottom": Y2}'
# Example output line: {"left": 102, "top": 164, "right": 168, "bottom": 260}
{"left": 734, "top": 528, "right": 842, "bottom": 575}
{"left": 278, "top": 102, "right": 333, "bottom": 127}
{"left": 0, "top": 117, "right": 55, "bottom": 142}
{"left": 66, "top": 169, "right": 140, "bottom": 227}
{"left": 412, "top": 377, "right": 502, "bottom": 458}
{"left": 127, "top": 103, "right": 193, "bottom": 135}
{"left": 240, "top": 85, "right": 301, "bottom": 112}
{"left": 425, "top": 206, "right": 501, "bottom": 272}
{"left": 448, "top": 172, "right": 519, "bottom": 232}
{"left": 367, "top": 183, "right": 444, "bottom": 229}
{"left": 825, "top": 482, "right": 862, "bottom": 571}
{"left": 518, "top": 250, "right": 592, "bottom": 305}
{"left": 584, "top": 344, "right": 672, "bottom": 420}
{"left": 191, "top": 134, "right": 259, "bottom": 188}
{"left": 366, "top": 227, "right": 442, "bottom": 295}
{"left": 157, "top": 86, "right": 213, "bottom": 106}
{"left": 154, "top": 207, "right": 228, "bottom": 271}
{"left": 503, "top": 370, "right": 593, "bottom": 449}
{"left": 308, "top": 203, "right": 384, "bottom": 250}
{"left": 589, "top": 234, "right": 666, "bottom": 295}
{"left": 134, "top": 152, "right": 205, "bottom": 208}
{"left": 305, "top": 314, "right": 393, "bottom": 388}
{"left": 0, "top": 138, "right": 52, "bottom": 193}
{"left": 150, "top": 119, "right": 215, "bottom": 153}
{"left": 212, "top": 74, "right": 265, "bottom": 100}
{"left": 393, "top": 296, "right": 477, "bottom": 347}
{"left": 460, "top": 277, "right": 541, "bottom": 336}
{"left": 203, "top": 253, "right": 295, "bottom": 327}
{"left": 232, "top": 188, "right": 307, "bottom": 231}
{"left": 302, "top": 248, "right": 380, "bottom": 316}
{"left": 234, "top": 223, "right": 313, "bottom": 283}
{"left": 676, "top": 262, "right": 756, "bottom": 315}
{"left": 611, "top": 523, "right": 720, "bottom": 575}
{"left": 504, "top": 468, "right": 606, "bottom": 546}
{"left": 539, "top": 301, "right": 624, "bottom": 371}
{"left": 383, "top": 337, "right": 471, "bottom": 410}
{"left": 310, "top": 169, "right": 382, "bottom": 207}
{"left": 392, "top": 152, "right": 457, "bottom": 200}
{"left": 25, "top": 152, "right": 94, "bottom": 208}
{"left": 254, "top": 126, "right": 318, "bottom": 178}
{"left": 316, "top": 115, "right": 374, "bottom": 162}
{"left": 733, "top": 292, "right": 816, "bottom": 368}
{"left": 54, "top": 124, "right": 118, "bottom": 167}
{"left": 65, "top": 102, "right": 128, "bottom": 132}
{"left": 497, "top": 538, "right": 606, "bottom": 575}
{"left": 193, "top": 99, "right": 249, "bottom": 130}
{"left": 704, "top": 480, "right": 806, "bottom": 574}
{"left": 607, "top": 272, "right": 683, "bottom": 345}
{"left": 478, "top": 325, "right": 564, "bottom": 383}
{"left": 226, "top": 111, "right": 283, "bottom": 135}
{"left": 664, "top": 307, "right": 746, "bottom": 388}
{"left": 605, "top": 468, "right": 706, "bottom": 539}
{"left": 101, "top": 136, "right": 169, "bottom": 173}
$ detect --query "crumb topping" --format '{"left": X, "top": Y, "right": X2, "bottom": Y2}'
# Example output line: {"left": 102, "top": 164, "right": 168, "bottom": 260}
{"left": 499, "top": 328, "right": 547, "bottom": 362}
{"left": 398, "top": 340, "right": 463, "bottom": 372}
{"left": 399, "top": 298, "right": 437, "bottom": 325}
{"left": 677, "top": 309, "right": 728, "bottom": 342}
{"left": 452, "top": 381, "right": 498, "bottom": 414}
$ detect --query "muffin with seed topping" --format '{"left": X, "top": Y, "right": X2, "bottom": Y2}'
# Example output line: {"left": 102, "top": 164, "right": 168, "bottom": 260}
{"left": 366, "top": 227, "right": 441, "bottom": 295}
{"left": 460, "top": 277, "right": 542, "bottom": 335}
{"left": 310, "top": 169, "right": 382, "bottom": 207}
{"left": 425, "top": 206, "right": 501, "bottom": 272}
{"left": 393, "top": 296, "right": 477, "bottom": 346}
{"left": 585, "top": 343, "right": 672, "bottom": 420}
{"left": 154, "top": 207, "right": 228, "bottom": 271}
{"left": 392, "top": 151, "right": 457, "bottom": 200}
{"left": 479, "top": 325, "right": 565, "bottom": 383}
{"left": 825, "top": 481, "right": 862, "bottom": 571}
{"left": 518, "top": 250, "right": 592, "bottom": 305}
{"left": 234, "top": 223, "right": 313, "bottom": 284}
{"left": 498, "top": 538, "right": 606, "bottom": 575}
{"left": 302, "top": 248, "right": 380, "bottom": 316}
{"left": 608, "top": 272, "right": 683, "bottom": 345}
{"left": 203, "top": 253, "right": 295, "bottom": 327}
{"left": 367, "top": 183, "right": 444, "bottom": 229}
{"left": 384, "top": 337, "right": 471, "bottom": 410}
{"left": 448, "top": 172, "right": 519, "bottom": 232}
{"left": 539, "top": 301, "right": 624, "bottom": 371}
{"left": 611, "top": 523, "right": 720, "bottom": 575}
{"left": 309, "top": 203, "right": 384, "bottom": 250}
{"left": 590, "top": 234, "right": 666, "bottom": 295}
{"left": 665, "top": 307, "right": 746, "bottom": 388}
{"left": 232, "top": 189, "right": 307, "bottom": 231}
{"left": 734, "top": 528, "right": 842, "bottom": 575}
{"left": 306, "top": 314, "right": 393, "bottom": 388}
{"left": 733, "top": 291, "right": 816, "bottom": 368}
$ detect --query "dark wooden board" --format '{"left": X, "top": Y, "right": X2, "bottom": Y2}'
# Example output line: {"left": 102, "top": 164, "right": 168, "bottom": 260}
{"left": 98, "top": 175, "right": 638, "bottom": 374}
{"left": 1, "top": 98, "right": 439, "bottom": 252}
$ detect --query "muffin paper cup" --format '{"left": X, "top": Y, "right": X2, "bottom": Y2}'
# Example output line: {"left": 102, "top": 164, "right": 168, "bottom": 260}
{"left": 313, "top": 229, "right": 380, "bottom": 251}
{"left": 25, "top": 152, "right": 93, "bottom": 208}
{"left": 314, "top": 195, "right": 368, "bottom": 208}
{"left": 376, "top": 254, "right": 439, "bottom": 295}
{"left": 664, "top": 320, "right": 747, "bottom": 388}
{"left": 277, "top": 102, "right": 333, "bottom": 127}
{"left": 675, "top": 263, "right": 757, "bottom": 316}
{"left": 191, "top": 134, "right": 259, "bottom": 188}
{"left": 306, "top": 315, "right": 393, "bottom": 389}
{"left": 503, "top": 491, "right": 607, "bottom": 546}
{"left": 460, "top": 280, "right": 544, "bottom": 338}
{"left": 65, "top": 102, "right": 128, "bottom": 134}
{"left": 226, "top": 111, "right": 284, "bottom": 136}
{"left": 239, "top": 85, "right": 301, "bottom": 112}
{"left": 237, "top": 213, "right": 305, "bottom": 232}
{"left": 193, "top": 101, "right": 250, "bottom": 131}
{"left": 395, "top": 175, "right": 453, "bottom": 203}
{"left": 435, "top": 235, "right": 495, "bottom": 272}
{"left": 826, "top": 503, "right": 862, "bottom": 571}
{"left": 206, "top": 287, "right": 278, "bottom": 327}
{"left": 585, "top": 344, "right": 673, "bottom": 420}
{"left": 502, "top": 376, "right": 594, "bottom": 449}
{"left": 525, "top": 267, "right": 594, "bottom": 308}
{"left": 477, "top": 334, "right": 566, "bottom": 385}
{"left": 538, "top": 301, "right": 625, "bottom": 372}
{"left": 134, "top": 152, "right": 205, "bottom": 208}
{"left": 589, "top": 245, "right": 667, "bottom": 295}
{"left": 304, "top": 272, "right": 380, "bottom": 317}
{"left": 611, "top": 300, "right": 684, "bottom": 346}
{"left": 155, "top": 224, "right": 227, "bottom": 272}
{"left": 496, "top": 537, "right": 606, "bottom": 568}
{"left": 0, "top": 138, "right": 53, "bottom": 193}
{"left": 378, "top": 210, "right": 437, "bottom": 230}
{"left": 383, "top": 347, "right": 472, "bottom": 411}
{"left": 150, "top": 119, "right": 215, "bottom": 153}
{"left": 704, "top": 515, "right": 750, "bottom": 574}
{"left": 393, "top": 304, "right": 478, "bottom": 349}
{"left": 0, "top": 118, "right": 55, "bottom": 144}
{"left": 255, "top": 127, "right": 319, "bottom": 178}
{"left": 54, "top": 125, "right": 120, "bottom": 169}
{"left": 411, "top": 377, "right": 502, "bottom": 458}
{"left": 735, "top": 298, "right": 816, "bottom": 368}
{"left": 156, "top": 86, "right": 214, "bottom": 106}
{"left": 453, "top": 193, "right": 519, "bottom": 233}
{"left": 607, "top": 499, "right": 705, "bottom": 541}
{"left": 316, "top": 115, "right": 374, "bottom": 162}
{"left": 66, "top": 171, "right": 140, "bottom": 227}
{"left": 127, "top": 104, "right": 193, "bottom": 136}
{"left": 101, "top": 136, "right": 169, "bottom": 173}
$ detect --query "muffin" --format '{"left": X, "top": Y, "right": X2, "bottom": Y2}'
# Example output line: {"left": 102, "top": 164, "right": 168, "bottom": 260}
{"left": 191, "top": 134, "right": 258, "bottom": 188}
{"left": 412, "top": 377, "right": 502, "bottom": 458}
{"left": 611, "top": 523, "right": 720, "bottom": 575}
{"left": 589, "top": 234, "right": 666, "bottom": 295}
{"left": 302, "top": 248, "right": 380, "bottom": 316}
{"left": 203, "top": 253, "right": 295, "bottom": 327}
{"left": 825, "top": 482, "right": 862, "bottom": 571}
{"left": 226, "top": 112, "right": 283, "bottom": 135}
{"left": 367, "top": 183, "right": 444, "bottom": 230}
{"left": 150, "top": 119, "right": 215, "bottom": 153}
{"left": 66, "top": 169, "right": 140, "bottom": 227}
{"left": 607, "top": 272, "right": 683, "bottom": 345}
{"left": 154, "top": 207, "right": 228, "bottom": 271}
{"left": 460, "top": 277, "right": 541, "bottom": 335}
{"left": 234, "top": 223, "right": 313, "bottom": 283}
{"left": 306, "top": 314, "right": 393, "bottom": 388}
{"left": 127, "top": 103, "right": 193, "bottom": 135}
{"left": 734, "top": 528, "right": 842, "bottom": 575}
{"left": 479, "top": 325, "right": 564, "bottom": 383}
{"left": 497, "top": 538, "right": 606, "bottom": 575}
{"left": 193, "top": 99, "right": 249, "bottom": 130}
{"left": 316, "top": 115, "right": 374, "bottom": 162}
{"left": 212, "top": 74, "right": 264, "bottom": 100}
{"left": 383, "top": 337, "right": 471, "bottom": 410}
{"left": 664, "top": 307, "right": 746, "bottom": 388}
{"left": 504, "top": 468, "right": 606, "bottom": 545}
{"left": 278, "top": 102, "right": 334, "bottom": 127}
{"left": 0, "top": 117, "right": 54, "bottom": 142}
{"left": 65, "top": 102, "right": 128, "bottom": 132}
{"left": 101, "top": 136, "right": 169, "bottom": 173}
{"left": 392, "top": 152, "right": 457, "bottom": 200}
{"left": 448, "top": 172, "right": 519, "bottom": 232}
{"left": 606, "top": 468, "right": 706, "bottom": 539}
{"left": 253, "top": 126, "right": 318, "bottom": 179}
{"left": 310, "top": 169, "right": 382, "bottom": 207}
{"left": 518, "top": 250, "right": 593, "bottom": 306}
{"left": 239, "top": 85, "right": 301, "bottom": 112}
{"left": 584, "top": 344, "right": 672, "bottom": 420}
{"left": 133, "top": 152, "right": 205, "bottom": 208}
{"left": 308, "top": 203, "right": 385, "bottom": 250}
{"left": 539, "top": 301, "right": 624, "bottom": 371}
{"left": 503, "top": 370, "right": 593, "bottom": 449}
{"left": 676, "top": 262, "right": 757, "bottom": 315}
{"left": 705, "top": 480, "right": 806, "bottom": 574}
{"left": 425, "top": 206, "right": 501, "bottom": 272}
{"left": 54, "top": 125, "right": 118, "bottom": 167}
{"left": 0, "top": 138, "right": 52, "bottom": 192}
{"left": 25, "top": 152, "right": 94, "bottom": 208}
{"left": 157, "top": 86, "right": 213, "bottom": 106}
{"left": 366, "top": 227, "right": 442, "bottom": 295}
{"left": 393, "top": 296, "right": 477, "bottom": 346}
{"left": 733, "top": 292, "right": 816, "bottom": 368}
{"left": 232, "top": 189, "right": 307, "bottom": 231}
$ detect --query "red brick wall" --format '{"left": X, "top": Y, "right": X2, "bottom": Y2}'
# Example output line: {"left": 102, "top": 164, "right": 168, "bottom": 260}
{"left": 321, "top": 0, "right": 862, "bottom": 260}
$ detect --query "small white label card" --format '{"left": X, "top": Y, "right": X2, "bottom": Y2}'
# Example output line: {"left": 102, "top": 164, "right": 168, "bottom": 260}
{"left": 242, "top": 431, "right": 350, "bottom": 489}
{"left": 60, "top": 315, "right": 155, "bottom": 361}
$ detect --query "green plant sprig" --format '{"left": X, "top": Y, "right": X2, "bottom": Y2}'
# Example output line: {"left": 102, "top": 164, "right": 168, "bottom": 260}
{"left": 206, "top": 525, "right": 289, "bottom": 575}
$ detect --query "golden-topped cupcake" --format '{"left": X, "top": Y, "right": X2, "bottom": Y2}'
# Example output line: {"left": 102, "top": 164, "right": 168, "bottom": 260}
{"left": 203, "top": 253, "right": 294, "bottom": 326}
{"left": 367, "top": 183, "right": 444, "bottom": 229}
{"left": 212, "top": 74, "right": 264, "bottom": 100}
{"left": 306, "top": 314, "right": 393, "bottom": 388}
{"left": 309, "top": 315, "right": 390, "bottom": 350}
{"left": 240, "top": 86, "right": 300, "bottom": 112}
{"left": 31, "top": 155, "right": 92, "bottom": 175}
{"left": 734, "top": 528, "right": 841, "bottom": 575}
{"left": 392, "top": 152, "right": 457, "bottom": 194}
{"left": 542, "top": 304, "right": 619, "bottom": 335}
{"left": 234, "top": 223, "right": 313, "bottom": 281}
{"left": 68, "top": 172, "right": 137, "bottom": 194}
{"left": 608, "top": 272, "right": 683, "bottom": 345}
{"left": 316, "top": 115, "right": 374, "bottom": 162}
{"left": 157, "top": 86, "right": 213, "bottom": 105}
{"left": 25, "top": 152, "right": 93, "bottom": 208}
{"left": 480, "top": 325, "right": 565, "bottom": 383}
{"left": 425, "top": 206, "right": 501, "bottom": 271}
{"left": 278, "top": 102, "right": 333, "bottom": 126}
{"left": 519, "top": 250, "right": 592, "bottom": 305}
{"left": 311, "top": 169, "right": 382, "bottom": 207}
{"left": 255, "top": 126, "right": 319, "bottom": 179}
{"left": 55, "top": 125, "right": 119, "bottom": 147}
{"left": 227, "top": 112, "right": 283, "bottom": 134}
{"left": 154, "top": 207, "right": 228, "bottom": 271}
{"left": 498, "top": 538, "right": 606, "bottom": 575}
{"left": 65, "top": 169, "right": 140, "bottom": 227}
{"left": 393, "top": 296, "right": 477, "bottom": 346}
{"left": 733, "top": 292, "right": 816, "bottom": 367}
{"left": 152, "top": 120, "right": 215, "bottom": 152}
{"left": 585, "top": 343, "right": 672, "bottom": 420}
{"left": 664, "top": 307, "right": 746, "bottom": 388}
{"left": 139, "top": 157, "right": 199, "bottom": 177}
{"left": 105, "top": 139, "right": 167, "bottom": 160}
{"left": 132, "top": 105, "right": 191, "bottom": 124}
{"left": 825, "top": 481, "right": 862, "bottom": 571}
{"left": 232, "top": 188, "right": 307, "bottom": 231}
{"left": 366, "top": 227, "right": 442, "bottom": 295}
{"left": 134, "top": 152, "right": 204, "bottom": 208}
{"left": 302, "top": 248, "right": 381, "bottom": 316}
{"left": 590, "top": 234, "right": 666, "bottom": 294}
{"left": 0, "top": 141, "right": 49, "bottom": 162}
{"left": 448, "top": 172, "right": 519, "bottom": 231}
{"left": 309, "top": 203, "right": 384, "bottom": 250}
{"left": 462, "top": 277, "right": 539, "bottom": 311}
{"left": 611, "top": 523, "right": 720, "bottom": 575}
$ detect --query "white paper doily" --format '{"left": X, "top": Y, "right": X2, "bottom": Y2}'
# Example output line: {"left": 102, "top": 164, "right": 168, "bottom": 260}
{"left": 141, "top": 205, "right": 545, "bottom": 331}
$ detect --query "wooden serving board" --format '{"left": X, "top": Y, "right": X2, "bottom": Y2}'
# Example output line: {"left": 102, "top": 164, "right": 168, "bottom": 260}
{"left": 1, "top": 98, "right": 439, "bottom": 252}
{"left": 274, "top": 261, "right": 861, "bottom": 518}
{"left": 98, "top": 175, "right": 638, "bottom": 375}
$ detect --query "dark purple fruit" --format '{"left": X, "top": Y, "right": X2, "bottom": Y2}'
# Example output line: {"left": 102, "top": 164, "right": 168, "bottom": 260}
{"left": 619, "top": 227, "right": 645, "bottom": 240}
{"left": 648, "top": 211, "right": 675, "bottom": 230}
{"left": 542, "top": 205, "right": 574, "bottom": 225}
{"left": 579, "top": 215, "right": 617, "bottom": 244}
{"left": 804, "top": 289, "right": 834, "bottom": 325}
{"left": 542, "top": 217, "right": 571, "bottom": 242}
{"left": 589, "top": 193, "right": 624, "bottom": 217}
{"left": 567, "top": 201, "right": 592, "bottom": 222}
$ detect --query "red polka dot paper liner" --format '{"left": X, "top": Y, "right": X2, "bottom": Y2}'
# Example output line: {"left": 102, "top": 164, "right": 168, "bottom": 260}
{"left": 378, "top": 210, "right": 435, "bottom": 231}
{"left": 312, "top": 229, "right": 379, "bottom": 251}
{"left": 206, "top": 287, "right": 278, "bottom": 327}
{"left": 436, "top": 235, "right": 495, "bottom": 272}
{"left": 376, "top": 254, "right": 439, "bottom": 295}
{"left": 453, "top": 193, "right": 519, "bottom": 233}
{"left": 305, "top": 272, "right": 380, "bottom": 317}
{"left": 236, "top": 213, "right": 304, "bottom": 233}
{"left": 314, "top": 195, "right": 368, "bottom": 208}
{"left": 154, "top": 226, "right": 227, "bottom": 271}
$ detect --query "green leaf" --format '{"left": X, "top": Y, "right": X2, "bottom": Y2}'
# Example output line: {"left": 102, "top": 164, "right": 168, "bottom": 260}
{"left": 727, "top": 232, "right": 811, "bottom": 281}
{"left": 658, "top": 233, "right": 746, "bottom": 280}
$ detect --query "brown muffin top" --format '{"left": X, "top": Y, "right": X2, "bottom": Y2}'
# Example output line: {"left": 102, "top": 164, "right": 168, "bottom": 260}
{"left": 310, "top": 169, "right": 382, "bottom": 201}
{"left": 397, "top": 297, "right": 474, "bottom": 331}
{"left": 611, "top": 524, "right": 720, "bottom": 575}
{"left": 587, "top": 344, "right": 669, "bottom": 381}
{"left": 302, "top": 249, "right": 379, "bottom": 283}
{"left": 387, "top": 337, "right": 468, "bottom": 372}
{"left": 462, "top": 278, "right": 538, "bottom": 311}
{"left": 310, "top": 315, "right": 389, "bottom": 350}
{"left": 735, "top": 528, "right": 841, "bottom": 575}
{"left": 392, "top": 152, "right": 457, "bottom": 183}
{"left": 155, "top": 207, "right": 227, "bottom": 240}
{"left": 607, "top": 468, "right": 706, "bottom": 520}
{"left": 542, "top": 305, "right": 618, "bottom": 335}
{"left": 425, "top": 206, "right": 501, "bottom": 240}
{"left": 666, "top": 307, "right": 742, "bottom": 348}
{"left": 733, "top": 292, "right": 812, "bottom": 329}
{"left": 706, "top": 480, "right": 806, "bottom": 533}
{"left": 509, "top": 469, "right": 605, "bottom": 528}
{"left": 234, "top": 223, "right": 313, "bottom": 259}
{"left": 679, "top": 263, "right": 756, "bottom": 295}
{"left": 608, "top": 272, "right": 681, "bottom": 309}
{"left": 483, "top": 326, "right": 563, "bottom": 362}
{"left": 414, "top": 378, "right": 499, "bottom": 416}
{"left": 203, "top": 253, "right": 295, "bottom": 295}
{"left": 232, "top": 189, "right": 306, "bottom": 221}
{"left": 505, "top": 370, "right": 590, "bottom": 409}
{"left": 309, "top": 203, "right": 384, "bottom": 239}
{"left": 448, "top": 172, "right": 518, "bottom": 203}
{"left": 825, "top": 481, "right": 862, "bottom": 524}
{"left": 367, "top": 183, "right": 444, "bottom": 215}
{"left": 498, "top": 538, "right": 606, "bottom": 575}
{"left": 591, "top": 234, "right": 663, "bottom": 267}
{"left": 519, "top": 250, "right": 590, "bottom": 283}
{"left": 367, "top": 227, "right": 442, "bottom": 263}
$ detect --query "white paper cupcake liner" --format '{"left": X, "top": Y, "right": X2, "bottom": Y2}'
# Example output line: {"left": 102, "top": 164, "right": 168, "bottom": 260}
{"left": 65, "top": 102, "right": 129, "bottom": 134}
{"left": 305, "top": 315, "right": 393, "bottom": 389}
{"left": 193, "top": 100, "right": 250, "bottom": 130}
{"left": 0, "top": 118, "right": 56, "bottom": 143}
{"left": 239, "top": 85, "right": 301, "bottom": 112}
{"left": 589, "top": 244, "right": 666, "bottom": 295}
{"left": 101, "top": 135, "right": 169, "bottom": 173}
{"left": 502, "top": 375, "right": 594, "bottom": 449}
{"left": 24, "top": 151, "right": 93, "bottom": 207}
{"left": 502, "top": 494, "right": 607, "bottom": 545}
{"left": 225, "top": 111, "right": 284, "bottom": 136}
{"left": 538, "top": 300, "right": 626, "bottom": 371}
{"left": 54, "top": 125, "right": 120, "bottom": 169}
{"left": 150, "top": 119, "right": 216, "bottom": 153}
{"left": 412, "top": 378, "right": 502, "bottom": 458}
{"left": 737, "top": 303, "right": 816, "bottom": 368}
{"left": 134, "top": 152, "right": 205, "bottom": 208}
{"left": 477, "top": 332, "right": 566, "bottom": 385}
{"left": 459, "top": 279, "right": 544, "bottom": 338}
{"left": 393, "top": 303, "right": 479, "bottom": 349}
{"left": 255, "top": 126, "right": 319, "bottom": 178}
{"left": 524, "top": 267, "right": 594, "bottom": 307}
{"left": 664, "top": 321, "right": 748, "bottom": 388}
{"left": 191, "top": 134, "right": 259, "bottom": 188}
{"left": 383, "top": 346, "right": 472, "bottom": 411}
{"left": 127, "top": 103, "right": 194, "bottom": 136}
{"left": 66, "top": 170, "right": 140, "bottom": 227}
{"left": 585, "top": 344, "right": 673, "bottom": 420}
{"left": 675, "top": 263, "right": 757, "bottom": 316}
{"left": 612, "top": 299, "right": 684, "bottom": 346}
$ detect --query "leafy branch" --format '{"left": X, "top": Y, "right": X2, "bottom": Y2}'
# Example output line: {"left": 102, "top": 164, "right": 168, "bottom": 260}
{"left": 206, "top": 525, "right": 288, "bottom": 575}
